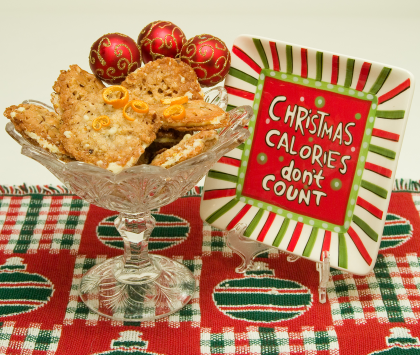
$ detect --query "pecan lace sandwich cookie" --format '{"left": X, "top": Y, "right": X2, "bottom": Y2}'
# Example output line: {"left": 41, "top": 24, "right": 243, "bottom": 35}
{"left": 60, "top": 97, "right": 161, "bottom": 173}
{"left": 150, "top": 130, "right": 218, "bottom": 169}
{"left": 3, "top": 103, "right": 73, "bottom": 161}
{"left": 121, "top": 57, "right": 204, "bottom": 105}
{"left": 51, "top": 64, "right": 105, "bottom": 115}
{"left": 155, "top": 99, "right": 229, "bottom": 131}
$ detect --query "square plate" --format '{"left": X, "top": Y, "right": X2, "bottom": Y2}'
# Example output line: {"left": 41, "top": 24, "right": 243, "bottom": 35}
{"left": 200, "top": 34, "right": 414, "bottom": 275}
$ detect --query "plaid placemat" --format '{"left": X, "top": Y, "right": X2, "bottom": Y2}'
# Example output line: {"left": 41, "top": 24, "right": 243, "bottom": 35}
{"left": 1, "top": 182, "right": 420, "bottom": 354}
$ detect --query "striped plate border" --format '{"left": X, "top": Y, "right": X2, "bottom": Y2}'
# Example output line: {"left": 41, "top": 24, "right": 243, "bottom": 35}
{"left": 200, "top": 35, "right": 414, "bottom": 275}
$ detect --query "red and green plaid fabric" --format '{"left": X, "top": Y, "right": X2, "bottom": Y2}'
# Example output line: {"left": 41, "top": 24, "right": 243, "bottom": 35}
{"left": 1, "top": 182, "right": 420, "bottom": 354}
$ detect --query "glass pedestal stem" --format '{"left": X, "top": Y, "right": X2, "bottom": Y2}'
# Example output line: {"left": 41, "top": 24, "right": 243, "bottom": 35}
{"left": 114, "top": 213, "right": 161, "bottom": 284}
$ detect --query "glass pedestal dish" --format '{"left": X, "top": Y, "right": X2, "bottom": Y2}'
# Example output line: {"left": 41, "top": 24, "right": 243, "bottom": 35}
{"left": 5, "top": 88, "right": 251, "bottom": 321}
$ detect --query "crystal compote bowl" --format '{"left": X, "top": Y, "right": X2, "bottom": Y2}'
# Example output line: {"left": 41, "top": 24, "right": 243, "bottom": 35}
{"left": 5, "top": 87, "right": 252, "bottom": 321}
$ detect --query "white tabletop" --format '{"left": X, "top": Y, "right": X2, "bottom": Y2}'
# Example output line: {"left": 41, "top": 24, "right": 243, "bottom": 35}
{"left": 1, "top": 0, "right": 419, "bottom": 185}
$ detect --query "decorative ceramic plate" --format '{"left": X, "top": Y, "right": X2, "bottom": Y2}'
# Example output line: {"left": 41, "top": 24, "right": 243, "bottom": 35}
{"left": 200, "top": 34, "right": 415, "bottom": 275}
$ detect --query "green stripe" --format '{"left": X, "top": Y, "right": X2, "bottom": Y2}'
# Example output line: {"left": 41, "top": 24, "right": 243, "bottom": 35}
{"left": 226, "top": 104, "right": 237, "bottom": 112}
{"left": 368, "top": 144, "right": 396, "bottom": 160}
{"left": 214, "top": 293, "right": 311, "bottom": 306}
{"left": 244, "top": 209, "right": 265, "bottom": 237}
{"left": 361, "top": 180, "right": 388, "bottom": 199}
{"left": 302, "top": 228, "right": 319, "bottom": 257}
{"left": 272, "top": 218, "right": 290, "bottom": 247}
{"left": 286, "top": 45, "right": 293, "bottom": 74}
{"left": 316, "top": 51, "right": 323, "bottom": 81}
{"left": 237, "top": 143, "right": 245, "bottom": 150}
{"left": 344, "top": 58, "right": 355, "bottom": 88}
{"left": 252, "top": 38, "right": 269, "bottom": 69}
{"left": 0, "top": 288, "right": 52, "bottom": 301}
{"left": 0, "top": 305, "right": 34, "bottom": 317}
{"left": 207, "top": 170, "right": 238, "bottom": 183}
{"left": 15, "top": 196, "right": 43, "bottom": 253}
{"left": 228, "top": 67, "right": 258, "bottom": 86}
{"left": 205, "top": 199, "right": 239, "bottom": 224}
{"left": 0, "top": 273, "right": 48, "bottom": 282}
{"left": 369, "top": 67, "right": 392, "bottom": 95}
{"left": 374, "top": 256, "right": 405, "bottom": 322}
{"left": 352, "top": 215, "right": 379, "bottom": 242}
{"left": 376, "top": 110, "right": 405, "bottom": 119}
{"left": 338, "top": 234, "right": 348, "bottom": 269}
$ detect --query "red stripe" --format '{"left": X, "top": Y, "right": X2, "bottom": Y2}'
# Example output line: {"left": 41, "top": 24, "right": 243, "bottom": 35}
{"left": 217, "top": 156, "right": 241, "bottom": 167}
{"left": 232, "top": 45, "right": 262, "bottom": 74}
{"left": 225, "top": 86, "right": 255, "bottom": 101}
{"left": 226, "top": 205, "right": 252, "bottom": 230}
{"left": 203, "top": 189, "right": 237, "bottom": 200}
{"left": 364, "top": 162, "right": 393, "bottom": 178}
{"left": 269, "top": 41, "right": 280, "bottom": 71}
{"left": 378, "top": 79, "right": 411, "bottom": 104}
{"left": 382, "top": 235, "right": 410, "bottom": 240}
{"left": 287, "top": 222, "right": 304, "bottom": 252}
{"left": 321, "top": 231, "right": 331, "bottom": 260}
{"left": 0, "top": 283, "right": 51, "bottom": 288}
{"left": 301, "top": 48, "right": 308, "bottom": 78}
{"left": 356, "top": 62, "right": 371, "bottom": 91}
{"left": 0, "top": 300, "right": 44, "bottom": 306}
{"left": 385, "top": 221, "right": 408, "bottom": 226}
{"left": 347, "top": 226, "right": 373, "bottom": 265}
{"left": 372, "top": 128, "right": 400, "bottom": 142}
{"left": 331, "top": 55, "right": 339, "bottom": 85}
{"left": 257, "top": 212, "right": 276, "bottom": 242}
{"left": 356, "top": 197, "right": 384, "bottom": 220}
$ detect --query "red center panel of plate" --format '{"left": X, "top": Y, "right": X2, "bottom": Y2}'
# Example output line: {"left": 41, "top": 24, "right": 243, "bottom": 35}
{"left": 242, "top": 77, "right": 372, "bottom": 226}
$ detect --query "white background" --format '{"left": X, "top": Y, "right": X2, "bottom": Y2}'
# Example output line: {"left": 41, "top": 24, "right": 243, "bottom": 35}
{"left": 1, "top": 0, "right": 419, "bottom": 185}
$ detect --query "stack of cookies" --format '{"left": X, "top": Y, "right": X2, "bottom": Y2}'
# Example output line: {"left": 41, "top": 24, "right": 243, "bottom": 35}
{"left": 4, "top": 58, "right": 230, "bottom": 173}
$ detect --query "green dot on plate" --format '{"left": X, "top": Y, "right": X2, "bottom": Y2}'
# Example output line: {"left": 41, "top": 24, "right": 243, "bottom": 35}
{"left": 257, "top": 153, "right": 268, "bottom": 164}
{"left": 279, "top": 156, "right": 284, "bottom": 162}
{"left": 331, "top": 178, "right": 342, "bottom": 191}
{"left": 308, "top": 137, "right": 314, "bottom": 142}
{"left": 355, "top": 113, "right": 361, "bottom": 120}
{"left": 315, "top": 96, "right": 325, "bottom": 108}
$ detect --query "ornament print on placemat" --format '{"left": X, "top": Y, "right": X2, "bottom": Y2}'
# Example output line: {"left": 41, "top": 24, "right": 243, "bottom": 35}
{"left": 95, "top": 330, "right": 160, "bottom": 355}
{"left": 212, "top": 262, "right": 312, "bottom": 322}
{"left": 379, "top": 213, "right": 413, "bottom": 250}
{"left": 369, "top": 327, "right": 420, "bottom": 354}
{"left": 0, "top": 257, "right": 54, "bottom": 317}
{"left": 97, "top": 213, "right": 190, "bottom": 251}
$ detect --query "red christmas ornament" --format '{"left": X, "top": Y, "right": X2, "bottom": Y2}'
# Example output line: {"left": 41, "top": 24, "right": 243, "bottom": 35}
{"left": 180, "top": 34, "right": 231, "bottom": 87}
{"left": 89, "top": 33, "right": 141, "bottom": 85}
{"left": 137, "top": 21, "right": 186, "bottom": 64}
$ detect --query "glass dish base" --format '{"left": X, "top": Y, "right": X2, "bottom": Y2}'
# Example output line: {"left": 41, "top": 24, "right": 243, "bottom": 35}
{"left": 79, "top": 254, "right": 196, "bottom": 321}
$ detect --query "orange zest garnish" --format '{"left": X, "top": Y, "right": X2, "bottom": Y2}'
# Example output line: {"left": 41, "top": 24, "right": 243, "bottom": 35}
{"left": 160, "top": 96, "right": 188, "bottom": 106}
{"left": 131, "top": 100, "right": 149, "bottom": 114}
{"left": 123, "top": 100, "right": 149, "bottom": 121}
{"left": 102, "top": 86, "right": 129, "bottom": 108}
{"left": 163, "top": 104, "right": 186, "bottom": 121}
{"left": 92, "top": 115, "right": 110, "bottom": 131}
